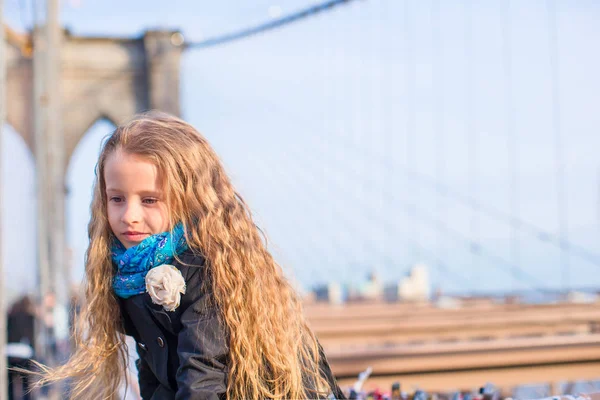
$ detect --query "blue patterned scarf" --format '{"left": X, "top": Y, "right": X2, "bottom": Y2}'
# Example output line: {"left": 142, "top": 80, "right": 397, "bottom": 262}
{"left": 112, "top": 223, "right": 189, "bottom": 299}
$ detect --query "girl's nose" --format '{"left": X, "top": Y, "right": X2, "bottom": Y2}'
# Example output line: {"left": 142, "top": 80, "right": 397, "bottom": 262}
{"left": 121, "top": 202, "right": 142, "bottom": 224}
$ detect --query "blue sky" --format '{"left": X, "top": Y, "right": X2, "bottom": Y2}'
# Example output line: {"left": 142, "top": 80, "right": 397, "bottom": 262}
{"left": 3, "top": 0, "right": 600, "bottom": 298}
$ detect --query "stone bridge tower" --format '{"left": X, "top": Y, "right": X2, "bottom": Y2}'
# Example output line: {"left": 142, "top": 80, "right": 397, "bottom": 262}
{"left": 6, "top": 27, "right": 183, "bottom": 162}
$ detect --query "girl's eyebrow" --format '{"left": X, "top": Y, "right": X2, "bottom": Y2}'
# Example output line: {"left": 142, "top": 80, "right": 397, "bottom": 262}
{"left": 105, "top": 188, "right": 162, "bottom": 196}
{"left": 139, "top": 191, "right": 162, "bottom": 197}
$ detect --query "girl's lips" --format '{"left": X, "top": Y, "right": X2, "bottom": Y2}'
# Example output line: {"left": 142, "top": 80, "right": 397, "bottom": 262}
{"left": 123, "top": 232, "right": 149, "bottom": 241}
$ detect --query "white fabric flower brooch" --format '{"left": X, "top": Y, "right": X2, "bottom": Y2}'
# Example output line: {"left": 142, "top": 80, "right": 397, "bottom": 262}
{"left": 145, "top": 265, "right": 186, "bottom": 312}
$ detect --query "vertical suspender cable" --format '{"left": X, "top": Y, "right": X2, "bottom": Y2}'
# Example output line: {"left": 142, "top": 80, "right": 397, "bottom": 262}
{"left": 547, "top": 0, "right": 569, "bottom": 292}
{"left": 465, "top": 0, "right": 480, "bottom": 287}
{"left": 404, "top": 0, "right": 418, "bottom": 265}
{"left": 501, "top": 0, "right": 522, "bottom": 291}
{"left": 432, "top": 0, "right": 446, "bottom": 287}
{"left": 382, "top": 0, "right": 395, "bottom": 278}
{"left": 368, "top": 0, "right": 379, "bottom": 276}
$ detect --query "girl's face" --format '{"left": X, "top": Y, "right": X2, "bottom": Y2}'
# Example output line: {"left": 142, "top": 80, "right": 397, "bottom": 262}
{"left": 104, "top": 150, "right": 170, "bottom": 249}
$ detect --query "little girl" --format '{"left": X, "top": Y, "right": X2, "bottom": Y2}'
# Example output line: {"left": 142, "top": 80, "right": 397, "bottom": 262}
{"left": 37, "top": 112, "right": 346, "bottom": 399}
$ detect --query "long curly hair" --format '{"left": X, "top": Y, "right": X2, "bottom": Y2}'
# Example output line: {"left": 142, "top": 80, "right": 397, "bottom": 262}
{"left": 34, "top": 111, "right": 329, "bottom": 399}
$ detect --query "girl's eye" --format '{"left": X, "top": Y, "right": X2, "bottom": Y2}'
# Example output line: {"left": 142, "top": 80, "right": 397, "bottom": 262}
{"left": 143, "top": 198, "right": 158, "bottom": 205}
{"left": 110, "top": 197, "right": 123, "bottom": 203}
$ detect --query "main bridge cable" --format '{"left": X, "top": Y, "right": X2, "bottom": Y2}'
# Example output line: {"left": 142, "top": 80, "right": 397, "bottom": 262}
{"left": 185, "top": 0, "right": 361, "bottom": 50}
{"left": 11, "top": 0, "right": 361, "bottom": 56}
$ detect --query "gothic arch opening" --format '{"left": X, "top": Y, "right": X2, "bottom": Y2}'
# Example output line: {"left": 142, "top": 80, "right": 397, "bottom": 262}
{"left": 2, "top": 123, "right": 36, "bottom": 304}
{"left": 66, "top": 118, "right": 116, "bottom": 284}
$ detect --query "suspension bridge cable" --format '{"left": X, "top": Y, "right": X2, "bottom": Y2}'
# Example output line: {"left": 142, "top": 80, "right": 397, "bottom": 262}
{"left": 432, "top": 0, "right": 446, "bottom": 288}
{"left": 254, "top": 110, "right": 362, "bottom": 281}
{"left": 501, "top": 0, "right": 521, "bottom": 290}
{"left": 350, "top": 1, "right": 370, "bottom": 270}
{"left": 379, "top": 181, "right": 545, "bottom": 291}
{"left": 243, "top": 86, "right": 548, "bottom": 292}
{"left": 266, "top": 119, "right": 472, "bottom": 290}
{"left": 404, "top": 0, "right": 419, "bottom": 264}
{"left": 185, "top": 0, "right": 360, "bottom": 50}
{"left": 238, "top": 61, "right": 600, "bottom": 277}
{"left": 236, "top": 52, "right": 584, "bottom": 270}
{"left": 406, "top": 237, "right": 471, "bottom": 292}
{"left": 237, "top": 80, "right": 473, "bottom": 288}
{"left": 401, "top": 167, "right": 600, "bottom": 267}
{"left": 387, "top": 201, "right": 473, "bottom": 292}
{"left": 394, "top": 198, "right": 548, "bottom": 291}
{"left": 256, "top": 105, "right": 383, "bottom": 279}
{"left": 371, "top": 0, "right": 386, "bottom": 275}
{"left": 267, "top": 123, "right": 397, "bottom": 280}
{"left": 372, "top": 184, "right": 472, "bottom": 290}
{"left": 465, "top": 0, "right": 480, "bottom": 282}
{"left": 333, "top": 5, "right": 353, "bottom": 283}
{"left": 363, "top": 7, "right": 378, "bottom": 269}
{"left": 382, "top": 0, "right": 395, "bottom": 277}
{"left": 248, "top": 148, "right": 340, "bottom": 285}
{"left": 546, "top": 0, "right": 570, "bottom": 290}
{"left": 232, "top": 66, "right": 571, "bottom": 291}
{"left": 321, "top": 7, "right": 334, "bottom": 279}
{"left": 304, "top": 107, "right": 600, "bottom": 271}
{"left": 182, "top": 83, "right": 349, "bottom": 279}
{"left": 290, "top": 85, "right": 600, "bottom": 272}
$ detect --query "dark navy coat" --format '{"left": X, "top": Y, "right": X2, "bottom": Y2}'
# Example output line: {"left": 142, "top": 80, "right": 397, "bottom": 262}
{"left": 119, "top": 250, "right": 345, "bottom": 400}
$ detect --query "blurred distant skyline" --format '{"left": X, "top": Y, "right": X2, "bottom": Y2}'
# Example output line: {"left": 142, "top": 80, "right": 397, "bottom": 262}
{"left": 2, "top": 0, "right": 600, "bottom": 299}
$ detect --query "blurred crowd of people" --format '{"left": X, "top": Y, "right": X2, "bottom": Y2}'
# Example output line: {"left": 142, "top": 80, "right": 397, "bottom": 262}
{"left": 5, "top": 291, "right": 80, "bottom": 400}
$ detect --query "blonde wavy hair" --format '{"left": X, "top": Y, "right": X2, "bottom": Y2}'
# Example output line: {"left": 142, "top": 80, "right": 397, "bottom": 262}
{"left": 36, "top": 112, "right": 330, "bottom": 399}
